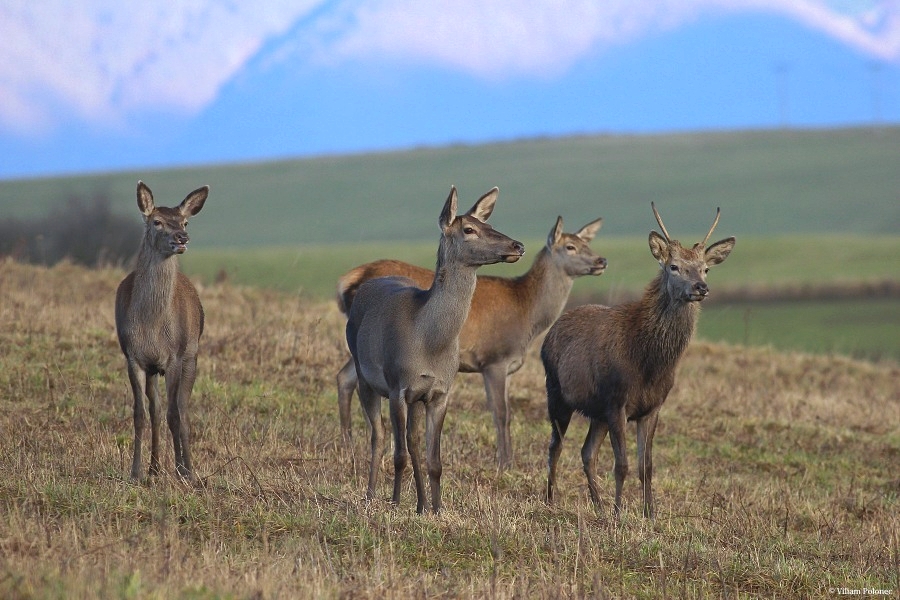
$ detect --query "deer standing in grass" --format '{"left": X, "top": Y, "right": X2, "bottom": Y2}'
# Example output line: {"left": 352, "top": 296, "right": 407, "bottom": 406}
{"left": 337, "top": 215, "right": 606, "bottom": 469}
{"left": 115, "top": 181, "right": 208, "bottom": 484}
{"left": 346, "top": 186, "right": 524, "bottom": 513}
{"left": 542, "top": 203, "right": 734, "bottom": 518}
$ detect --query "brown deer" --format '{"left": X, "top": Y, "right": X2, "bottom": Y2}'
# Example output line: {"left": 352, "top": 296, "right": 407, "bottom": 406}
{"left": 542, "top": 203, "right": 734, "bottom": 518}
{"left": 337, "top": 215, "right": 606, "bottom": 469}
{"left": 346, "top": 186, "right": 524, "bottom": 513}
{"left": 115, "top": 181, "right": 208, "bottom": 484}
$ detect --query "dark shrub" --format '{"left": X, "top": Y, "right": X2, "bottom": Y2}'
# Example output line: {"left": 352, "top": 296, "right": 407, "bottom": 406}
{"left": 0, "top": 193, "right": 141, "bottom": 267}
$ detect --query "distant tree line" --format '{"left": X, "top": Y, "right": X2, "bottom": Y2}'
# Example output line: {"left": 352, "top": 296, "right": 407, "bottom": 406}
{"left": 0, "top": 194, "right": 141, "bottom": 267}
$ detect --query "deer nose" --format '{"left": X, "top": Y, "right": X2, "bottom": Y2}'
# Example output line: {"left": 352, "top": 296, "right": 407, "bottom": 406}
{"left": 512, "top": 241, "right": 525, "bottom": 255}
{"left": 174, "top": 231, "right": 189, "bottom": 245}
{"left": 694, "top": 281, "right": 709, "bottom": 296}
{"left": 597, "top": 257, "right": 608, "bottom": 269}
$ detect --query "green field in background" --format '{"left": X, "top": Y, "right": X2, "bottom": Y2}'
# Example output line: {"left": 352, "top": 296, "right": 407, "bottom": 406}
{"left": 179, "top": 235, "right": 900, "bottom": 361}
{"left": 2, "top": 127, "right": 900, "bottom": 247}
{"left": 180, "top": 235, "right": 900, "bottom": 298}
{"left": 698, "top": 299, "right": 900, "bottom": 362}
{"left": 3, "top": 127, "right": 898, "bottom": 361}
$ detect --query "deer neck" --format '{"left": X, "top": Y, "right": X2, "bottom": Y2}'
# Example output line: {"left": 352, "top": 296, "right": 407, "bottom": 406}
{"left": 629, "top": 273, "right": 699, "bottom": 378}
{"left": 518, "top": 247, "right": 575, "bottom": 337}
{"left": 418, "top": 257, "right": 479, "bottom": 350}
{"left": 131, "top": 240, "right": 179, "bottom": 321}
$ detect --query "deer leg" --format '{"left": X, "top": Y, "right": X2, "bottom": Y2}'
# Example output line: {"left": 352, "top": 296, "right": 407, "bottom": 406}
{"left": 406, "top": 399, "right": 428, "bottom": 513}
{"left": 167, "top": 357, "right": 198, "bottom": 484}
{"left": 336, "top": 357, "right": 358, "bottom": 444}
{"left": 546, "top": 395, "right": 573, "bottom": 504}
{"left": 636, "top": 409, "right": 660, "bottom": 519}
{"left": 145, "top": 373, "right": 162, "bottom": 477}
{"left": 581, "top": 419, "right": 609, "bottom": 506}
{"left": 482, "top": 363, "right": 513, "bottom": 471}
{"left": 607, "top": 409, "right": 629, "bottom": 517}
{"left": 126, "top": 360, "right": 147, "bottom": 481}
{"left": 179, "top": 356, "right": 198, "bottom": 483}
{"left": 425, "top": 393, "right": 449, "bottom": 514}
{"left": 389, "top": 393, "right": 410, "bottom": 506}
{"left": 357, "top": 378, "right": 383, "bottom": 501}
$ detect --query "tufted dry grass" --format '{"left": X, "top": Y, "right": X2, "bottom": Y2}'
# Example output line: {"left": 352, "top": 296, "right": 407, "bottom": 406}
{"left": 0, "top": 259, "right": 897, "bottom": 599}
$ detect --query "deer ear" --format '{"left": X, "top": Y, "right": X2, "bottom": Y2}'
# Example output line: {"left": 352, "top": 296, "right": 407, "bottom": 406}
{"left": 466, "top": 187, "right": 498, "bottom": 222}
{"left": 179, "top": 185, "right": 209, "bottom": 217}
{"left": 439, "top": 186, "right": 458, "bottom": 231}
{"left": 575, "top": 217, "right": 603, "bottom": 242}
{"left": 136, "top": 181, "right": 155, "bottom": 217}
{"left": 705, "top": 237, "right": 735, "bottom": 266}
{"left": 649, "top": 231, "right": 669, "bottom": 264}
{"left": 547, "top": 216, "right": 564, "bottom": 248}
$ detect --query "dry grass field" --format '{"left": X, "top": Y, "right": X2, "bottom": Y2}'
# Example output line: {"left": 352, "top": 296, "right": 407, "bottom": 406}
{"left": 1, "top": 259, "right": 898, "bottom": 599}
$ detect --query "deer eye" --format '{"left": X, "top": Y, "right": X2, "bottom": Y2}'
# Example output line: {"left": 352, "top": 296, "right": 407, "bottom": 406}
{"left": 669, "top": 264, "right": 679, "bottom": 272}
{"left": 565, "top": 244, "right": 576, "bottom": 252}
{"left": 704, "top": 267, "right": 710, "bottom": 274}
{"left": 153, "top": 219, "right": 162, "bottom": 227}
{"left": 463, "top": 226, "right": 476, "bottom": 235}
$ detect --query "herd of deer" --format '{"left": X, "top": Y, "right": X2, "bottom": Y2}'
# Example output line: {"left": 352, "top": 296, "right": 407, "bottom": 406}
{"left": 115, "top": 181, "right": 735, "bottom": 518}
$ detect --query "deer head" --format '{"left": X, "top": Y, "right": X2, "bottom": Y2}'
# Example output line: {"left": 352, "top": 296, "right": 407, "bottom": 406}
{"left": 648, "top": 202, "right": 735, "bottom": 302}
{"left": 438, "top": 186, "right": 525, "bottom": 268}
{"left": 137, "top": 181, "right": 209, "bottom": 257}
{"left": 547, "top": 216, "right": 607, "bottom": 276}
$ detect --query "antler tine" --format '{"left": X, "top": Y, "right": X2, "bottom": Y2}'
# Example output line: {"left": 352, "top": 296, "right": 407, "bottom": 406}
{"left": 650, "top": 202, "right": 672, "bottom": 242}
{"left": 701, "top": 207, "right": 721, "bottom": 247}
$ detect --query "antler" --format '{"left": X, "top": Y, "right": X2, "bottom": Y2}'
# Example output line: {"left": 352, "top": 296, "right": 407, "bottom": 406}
{"left": 651, "top": 202, "right": 672, "bottom": 242}
{"left": 701, "top": 207, "right": 721, "bottom": 247}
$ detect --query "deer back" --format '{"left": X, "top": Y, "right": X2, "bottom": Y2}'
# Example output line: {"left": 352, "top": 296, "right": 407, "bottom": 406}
{"left": 346, "top": 276, "right": 443, "bottom": 395}
{"left": 337, "top": 260, "right": 433, "bottom": 314}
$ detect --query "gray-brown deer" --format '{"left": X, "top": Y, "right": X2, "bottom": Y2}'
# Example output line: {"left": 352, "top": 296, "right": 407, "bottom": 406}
{"left": 115, "top": 181, "right": 208, "bottom": 484}
{"left": 542, "top": 203, "right": 734, "bottom": 518}
{"left": 346, "top": 186, "right": 524, "bottom": 513}
{"left": 337, "top": 215, "right": 606, "bottom": 469}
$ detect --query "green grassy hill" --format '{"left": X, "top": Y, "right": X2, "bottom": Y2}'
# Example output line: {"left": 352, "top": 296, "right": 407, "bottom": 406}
{"left": 2, "top": 127, "right": 900, "bottom": 246}
{"left": 176, "top": 236, "right": 900, "bottom": 362}
{"left": 179, "top": 235, "right": 900, "bottom": 298}
{"left": 3, "top": 127, "right": 898, "bottom": 361}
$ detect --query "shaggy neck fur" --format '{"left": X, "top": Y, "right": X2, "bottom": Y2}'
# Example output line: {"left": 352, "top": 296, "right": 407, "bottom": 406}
{"left": 625, "top": 272, "right": 698, "bottom": 382}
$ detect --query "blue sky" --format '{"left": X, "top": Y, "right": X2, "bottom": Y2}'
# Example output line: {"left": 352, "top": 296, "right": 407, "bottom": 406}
{"left": 2, "top": 0, "right": 899, "bottom": 180}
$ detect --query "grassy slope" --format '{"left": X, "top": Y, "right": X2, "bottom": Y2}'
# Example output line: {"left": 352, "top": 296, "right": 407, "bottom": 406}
{"left": 3, "top": 127, "right": 897, "bottom": 359}
{"left": 1, "top": 261, "right": 897, "bottom": 598}
{"left": 2, "top": 127, "right": 900, "bottom": 245}
{"left": 700, "top": 298, "right": 900, "bottom": 362}
{"left": 177, "top": 235, "right": 900, "bottom": 361}
{"left": 178, "top": 235, "right": 900, "bottom": 298}
{"left": 0, "top": 128, "right": 900, "bottom": 358}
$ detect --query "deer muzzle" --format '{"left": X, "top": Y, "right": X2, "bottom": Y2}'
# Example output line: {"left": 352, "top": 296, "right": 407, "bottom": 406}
{"left": 502, "top": 240, "right": 526, "bottom": 263}
{"left": 591, "top": 256, "right": 608, "bottom": 275}
{"left": 690, "top": 281, "right": 709, "bottom": 301}
{"left": 171, "top": 231, "right": 189, "bottom": 254}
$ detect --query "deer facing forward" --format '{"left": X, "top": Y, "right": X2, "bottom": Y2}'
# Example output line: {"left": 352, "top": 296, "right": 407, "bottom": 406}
{"left": 346, "top": 186, "right": 524, "bottom": 513}
{"left": 115, "top": 181, "right": 208, "bottom": 484}
{"left": 542, "top": 203, "right": 734, "bottom": 518}
{"left": 336, "top": 215, "right": 606, "bottom": 469}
